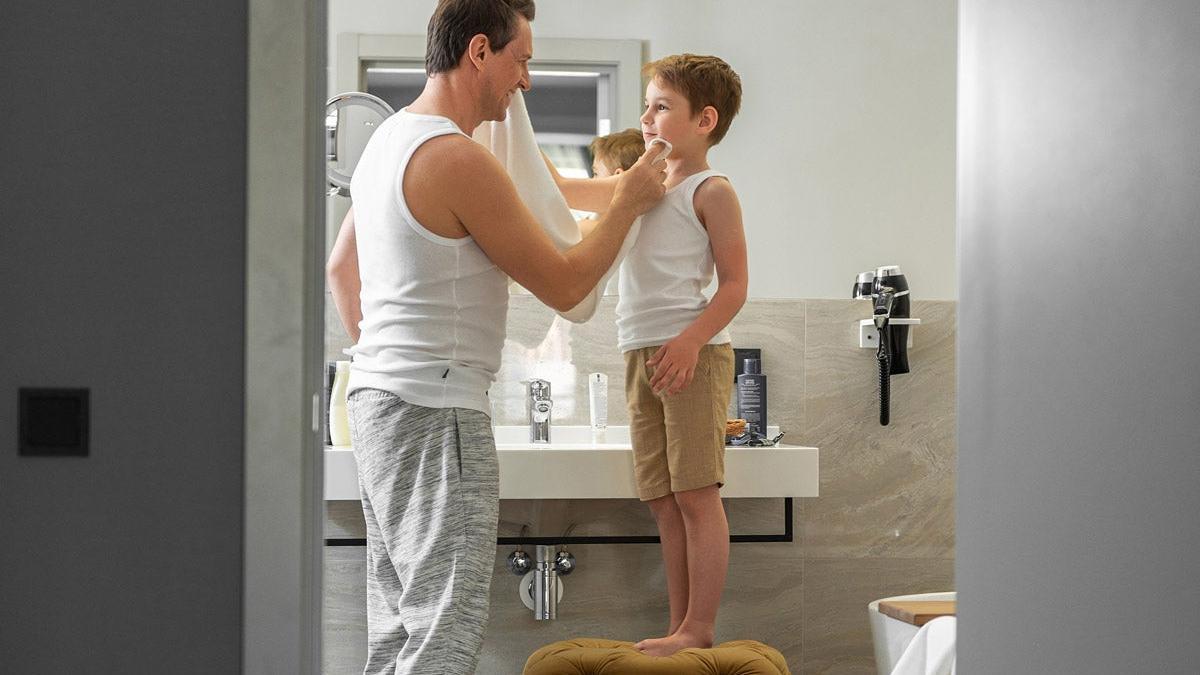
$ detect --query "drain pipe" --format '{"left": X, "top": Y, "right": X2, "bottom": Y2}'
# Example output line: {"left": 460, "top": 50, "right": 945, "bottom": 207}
{"left": 533, "top": 545, "right": 557, "bottom": 620}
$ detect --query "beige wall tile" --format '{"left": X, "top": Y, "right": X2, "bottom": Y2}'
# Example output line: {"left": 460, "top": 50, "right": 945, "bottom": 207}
{"left": 877, "top": 558, "right": 955, "bottom": 601}
{"left": 499, "top": 498, "right": 658, "bottom": 538}
{"left": 494, "top": 296, "right": 623, "bottom": 426}
{"left": 717, "top": 543, "right": 805, "bottom": 669}
{"left": 725, "top": 299, "right": 807, "bottom": 434}
{"left": 322, "top": 547, "right": 367, "bottom": 674}
{"left": 325, "top": 500, "right": 366, "bottom": 539}
{"left": 800, "top": 300, "right": 956, "bottom": 559}
{"left": 801, "top": 558, "right": 881, "bottom": 675}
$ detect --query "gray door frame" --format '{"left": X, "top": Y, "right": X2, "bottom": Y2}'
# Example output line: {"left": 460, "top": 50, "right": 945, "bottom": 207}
{"left": 244, "top": 0, "right": 327, "bottom": 671}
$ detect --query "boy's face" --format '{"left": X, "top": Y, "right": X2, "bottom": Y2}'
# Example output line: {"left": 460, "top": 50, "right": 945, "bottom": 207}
{"left": 591, "top": 158, "right": 617, "bottom": 178}
{"left": 640, "top": 77, "right": 706, "bottom": 152}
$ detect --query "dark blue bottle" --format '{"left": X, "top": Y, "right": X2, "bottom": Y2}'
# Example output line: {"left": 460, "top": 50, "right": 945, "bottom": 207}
{"left": 736, "top": 358, "right": 767, "bottom": 436}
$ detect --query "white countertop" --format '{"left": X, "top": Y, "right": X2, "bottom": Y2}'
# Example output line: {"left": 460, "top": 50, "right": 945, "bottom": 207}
{"left": 325, "top": 425, "right": 818, "bottom": 500}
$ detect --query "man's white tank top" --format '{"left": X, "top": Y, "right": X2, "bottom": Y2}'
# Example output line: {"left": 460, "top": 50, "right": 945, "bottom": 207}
{"left": 347, "top": 109, "right": 509, "bottom": 415}
{"left": 616, "top": 169, "right": 732, "bottom": 352}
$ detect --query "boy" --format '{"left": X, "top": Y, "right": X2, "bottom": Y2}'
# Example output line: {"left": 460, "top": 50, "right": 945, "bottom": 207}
{"left": 579, "top": 128, "right": 646, "bottom": 237}
{"left": 621, "top": 54, "right": 748, "bottom": 657}
{"left": 591, "top": 127, "right": 645, "bottom": 177}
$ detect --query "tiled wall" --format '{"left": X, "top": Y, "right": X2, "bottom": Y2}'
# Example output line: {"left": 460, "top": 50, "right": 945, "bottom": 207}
{"left": 324, "top": 296, "right": 956, "bottom": 674}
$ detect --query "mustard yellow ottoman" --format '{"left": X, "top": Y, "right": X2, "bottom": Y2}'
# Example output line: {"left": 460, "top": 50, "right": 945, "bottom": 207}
{"left": 523, "top": 637, "right": 791, "bottom": 675}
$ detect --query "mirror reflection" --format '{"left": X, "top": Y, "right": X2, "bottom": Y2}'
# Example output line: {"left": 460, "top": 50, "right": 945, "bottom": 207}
{"left": 365, "top": 63, "right": 616, "bottom": 178}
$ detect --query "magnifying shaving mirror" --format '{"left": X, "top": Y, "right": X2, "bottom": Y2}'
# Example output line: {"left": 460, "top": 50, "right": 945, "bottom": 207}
{"left": 325, "top": 92, "right": 395, "bottom": 196}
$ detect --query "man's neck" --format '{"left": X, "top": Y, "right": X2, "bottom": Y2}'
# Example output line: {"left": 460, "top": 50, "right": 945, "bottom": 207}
{"left": 406, "top": 74, "right": 485, "bottom": 134}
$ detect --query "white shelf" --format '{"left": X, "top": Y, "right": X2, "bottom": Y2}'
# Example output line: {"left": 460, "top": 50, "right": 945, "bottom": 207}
{"left": 325, "top": 425, "right": 818, "bottom": 500}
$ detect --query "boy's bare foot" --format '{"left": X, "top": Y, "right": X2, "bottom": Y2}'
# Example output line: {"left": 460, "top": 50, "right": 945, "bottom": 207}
{"left": 632, "top": 620, "right": 682, "bottom": 651}
{"left": 633, "top": 636, "right": 663, "bottom": 651}
{"left": 634, "top": 628, "right": 714, "bottom": 657}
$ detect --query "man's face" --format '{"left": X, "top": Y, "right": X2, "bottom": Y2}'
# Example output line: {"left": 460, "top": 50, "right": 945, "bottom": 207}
{"left": 640, "top": 77, "right": 699, "bottom": 150}
{"left": 484, "top": 17, "right": 533, "bottom": 121}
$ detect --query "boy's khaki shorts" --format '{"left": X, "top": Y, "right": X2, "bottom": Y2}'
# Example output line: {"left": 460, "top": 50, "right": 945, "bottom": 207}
{"left": 624, "top": 342, "right": 734, "bottom": 501}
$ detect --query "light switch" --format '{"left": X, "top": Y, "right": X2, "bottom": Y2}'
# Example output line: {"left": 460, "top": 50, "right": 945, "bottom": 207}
{"left": 19, "top": 388, "right": 89, "bottom": 457}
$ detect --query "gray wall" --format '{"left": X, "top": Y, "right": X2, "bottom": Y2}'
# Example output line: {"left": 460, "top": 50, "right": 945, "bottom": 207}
{"left": 0, "top": 2, "right": 246, "bottom": 672}
{"left": 958, "top": 1, "right": 1200, "bottom": 673}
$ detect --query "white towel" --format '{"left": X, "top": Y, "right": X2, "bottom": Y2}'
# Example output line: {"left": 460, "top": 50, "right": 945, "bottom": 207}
{"left": 890, "top": 616, "right": 957, "bottom": 675}
{"left": 471, "top": 91, "right": 639, "bottom": 323}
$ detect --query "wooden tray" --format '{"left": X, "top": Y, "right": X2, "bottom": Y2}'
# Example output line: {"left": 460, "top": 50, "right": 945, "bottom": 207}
{"left": 877, "top": 600, "right": 956, "bottom": 626}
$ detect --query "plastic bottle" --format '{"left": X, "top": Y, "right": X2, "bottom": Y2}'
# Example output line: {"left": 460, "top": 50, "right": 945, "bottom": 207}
{"left": 329, "top": 360, "right": 352, "bottom": 446}
{"left": 589, "top": 372, "right": 608, "bottom": 440}
{"left": 736, "top": 358, "right": 768, "bottom": 436}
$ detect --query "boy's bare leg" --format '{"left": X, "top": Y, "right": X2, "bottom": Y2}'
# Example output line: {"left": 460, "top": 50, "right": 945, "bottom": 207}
{"left": 636, "top": 494, "right": 689, "bottom": 646}
{"left": 636, "top": 484, "right": 728, "bottom": 657}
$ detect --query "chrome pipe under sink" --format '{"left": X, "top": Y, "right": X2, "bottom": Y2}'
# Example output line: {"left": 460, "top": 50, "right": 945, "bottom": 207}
{"left": 533, "top": 544, "right": 557, "bottom": 620}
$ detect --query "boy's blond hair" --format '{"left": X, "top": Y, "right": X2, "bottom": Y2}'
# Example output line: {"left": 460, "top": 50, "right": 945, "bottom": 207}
{"left": 588, "top": 128, "right": 644, "bottom": 174}
{"left": 643, "top": 54, "right": 742, "bottom": 146}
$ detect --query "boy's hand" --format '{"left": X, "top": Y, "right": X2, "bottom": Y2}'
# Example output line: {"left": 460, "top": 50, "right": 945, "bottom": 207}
{"left": 646, "top": 336, "right": 702, "bottom": 396}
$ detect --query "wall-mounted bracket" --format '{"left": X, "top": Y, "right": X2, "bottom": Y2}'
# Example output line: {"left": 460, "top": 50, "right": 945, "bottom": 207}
{"left": 858, "top": 318, "right": 921, "bottom": 349}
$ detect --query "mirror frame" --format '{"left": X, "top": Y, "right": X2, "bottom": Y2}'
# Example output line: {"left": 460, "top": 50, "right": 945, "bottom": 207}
{"left": 325, "top": 91, "right": 397, "bottom": 196}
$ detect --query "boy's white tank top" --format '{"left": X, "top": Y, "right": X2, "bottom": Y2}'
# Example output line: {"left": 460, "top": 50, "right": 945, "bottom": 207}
{"left": 347, "top": 109, "right": 509, "bottom": 415}
{"left": 616, "top": 169, "right": 732, "bottom": 352}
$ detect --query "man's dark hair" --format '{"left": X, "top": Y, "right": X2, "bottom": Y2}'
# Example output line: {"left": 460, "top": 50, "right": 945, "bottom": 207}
{"left": 426, "top": 0, "right": 536, "bottom": 75}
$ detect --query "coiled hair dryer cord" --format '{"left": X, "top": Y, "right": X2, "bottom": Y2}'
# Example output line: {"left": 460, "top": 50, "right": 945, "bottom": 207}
{"left": 877, "top": 326, "right": 891, "bottom": 426}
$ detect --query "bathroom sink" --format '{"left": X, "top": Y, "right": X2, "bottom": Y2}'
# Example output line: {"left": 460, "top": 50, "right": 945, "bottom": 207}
{"left": 494, "top": 424, "right": 632, "bottom": 446}
{"left": 325, "top": 425, "right": 818, "bottom": 500}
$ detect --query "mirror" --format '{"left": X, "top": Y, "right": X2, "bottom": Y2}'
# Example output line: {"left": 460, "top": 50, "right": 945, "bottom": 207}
{"left": 325, "top": 91, "right": 395, "bottom": 196}
{"left": 363, "top": 63, "right": 616, "bottom": 180}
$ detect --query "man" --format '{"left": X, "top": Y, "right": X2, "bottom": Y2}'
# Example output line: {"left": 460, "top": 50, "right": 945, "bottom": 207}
{"left": 324, "top": 2, "right": 666, "bottom": 673}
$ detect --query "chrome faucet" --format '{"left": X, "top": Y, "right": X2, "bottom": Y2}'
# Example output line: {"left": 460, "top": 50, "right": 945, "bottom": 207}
{"left": 527, "top": 379, "right": 552, "bottom": 443}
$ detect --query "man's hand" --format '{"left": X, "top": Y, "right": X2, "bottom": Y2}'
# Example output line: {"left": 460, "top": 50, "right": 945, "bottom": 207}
{"left": 433, "top": 136, "right": 660, "bottom": 312}
{"left": 611, "top": 144, "right": 669, "bottom": 216}
{"left": 646, "top": 336, "right": 703, "bottom": 396}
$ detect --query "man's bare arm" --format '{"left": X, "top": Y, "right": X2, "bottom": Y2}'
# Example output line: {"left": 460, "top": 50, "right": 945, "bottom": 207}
{"left": 541, "top": 151, "right": 620, "bottom": 212}
{"left": 429, "top": 139, "right": 665, "bottom": 312}
{"left": 325, "top": 208, "right": 362, "bottom": 343}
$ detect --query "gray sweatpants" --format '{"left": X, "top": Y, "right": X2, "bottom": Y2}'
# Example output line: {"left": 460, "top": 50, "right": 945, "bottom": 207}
{"left": 346, "top": 389, "right": 499, "bottom": 675}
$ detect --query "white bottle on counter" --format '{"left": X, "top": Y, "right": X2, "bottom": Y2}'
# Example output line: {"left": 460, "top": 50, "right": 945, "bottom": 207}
{"left": 329, "top": 360, "right": 352, "bottom": 447}
{"left": 589, "top": 372, "right": 608, "bottom": 441}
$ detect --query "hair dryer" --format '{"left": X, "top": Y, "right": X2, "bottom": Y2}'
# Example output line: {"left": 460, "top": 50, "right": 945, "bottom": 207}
{"left": 852, "top": 265, "right": 911, "bottom": 425}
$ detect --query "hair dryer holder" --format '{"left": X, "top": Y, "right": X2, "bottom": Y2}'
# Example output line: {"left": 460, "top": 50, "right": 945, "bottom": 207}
{"left": 858, "top": 318, "right": 921, "bottom": 349}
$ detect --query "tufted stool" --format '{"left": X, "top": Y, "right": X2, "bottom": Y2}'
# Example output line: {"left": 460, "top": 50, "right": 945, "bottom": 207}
{"left": 523, "top": 637, "right": 791, "bottom": 675}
